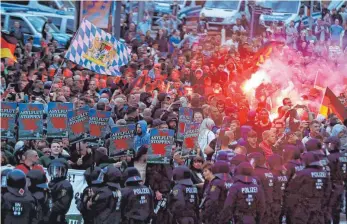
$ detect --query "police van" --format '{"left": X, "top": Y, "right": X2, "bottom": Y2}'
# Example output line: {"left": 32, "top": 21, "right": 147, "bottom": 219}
{"left": 199, "top": 0, "right": 251, "bottom": 31}
{"left": 258, "top": 0, "right": 322, "bottom": 28}
{"left": 178, "top": 0, "right": 205, "bottom": 29}
{"left": 1, "top": 9, "right": 71, "bottom": 49}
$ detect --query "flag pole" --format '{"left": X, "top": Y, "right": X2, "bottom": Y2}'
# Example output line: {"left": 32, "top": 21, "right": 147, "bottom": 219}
{"left": 47, "top": 18, "right": 85, "bottom": 97}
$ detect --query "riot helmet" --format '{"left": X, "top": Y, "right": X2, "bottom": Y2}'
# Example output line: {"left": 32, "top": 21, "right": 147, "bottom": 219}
{"left": 173, "top": 165, "right": 193, "bottom": 185}
{"left": 7, "top": 169, "right": 27, "bottom": 196}
{"left": 105, "top": 165, "right": 122, "bottom": 188}
{"left": 124, "top": 167, "right": 142, "bottom": 184}
{"left": 48, "top": 159, "right": 68, "bottom": 181}
{"left": 1, "top": 168, "right": 12, "bottom": 188}
{"left": 27, "top": 170, "right": 48, "bottom": 191}
{"left": 212, "top": 161, "right": 231, "bottom": 180}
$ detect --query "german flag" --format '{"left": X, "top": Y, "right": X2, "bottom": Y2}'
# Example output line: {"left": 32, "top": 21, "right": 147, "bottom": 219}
{"left": 1, "top": 32, "right": 18, "bottom": 61}
{"left": 319, "top": 87, "right": 347, "bottom": 121}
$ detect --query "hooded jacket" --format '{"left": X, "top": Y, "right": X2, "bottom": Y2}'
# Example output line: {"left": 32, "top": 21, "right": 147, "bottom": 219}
{"left": 134, "top": 120, "right": 150, "bottom": 152}
{"left": 332, "top": 124, "right": 347, "bottom": 151}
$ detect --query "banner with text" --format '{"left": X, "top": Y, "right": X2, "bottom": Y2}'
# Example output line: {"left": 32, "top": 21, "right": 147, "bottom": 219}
{"left": 18, "top": 103, "right": 44, "bottom": 140}
{"left": 182, "top": 122, "right": 201, "bottom": 151}
{"left": 109, "top": 124, "right": 135, "bottom": 158}
{"left": 47, "top": 102, "right": 73, "bottom": 139}
{"left": 177, "top": 107, "right": 193, "bottom": 142}
{"left": 148, "top": 128, "right": 174, "bottom": 164}
{"left": 0, "top": 102, "right": 17, "bottom": 139}
{"left": 67, "top": 106, "right": 89, "bottom": 144}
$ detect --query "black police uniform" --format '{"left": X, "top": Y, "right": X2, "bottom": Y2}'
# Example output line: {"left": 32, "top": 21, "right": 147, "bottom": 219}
{"left": 121, "top": 167, "right": 154, "bottom": 224}
{"left": 219, "top": 162, "right": 265, "bottom": 224}
{"left": 27, "top": 169, "right": 51, "bottom": 224}
{"left": 1, "top": 168, "right": 12, "bottom": 224}
{"left": 201, "top": 161, "right": 232, "bottom": 224}
{"left": 145, "top": 163, "right": 173, "bottom": 224}
{"left": 104, "top": 165, "right": 123, "bottom": 224}
{"left": 1, "top": 169, "right": 37, "bottom": 224}
{"left": 76, "top": 167, "right": 103, "bottom": 224}
{"left": 325, "top": 136, "right": 344, "bottom": 224}
{"left": 286, "top": 151, "right": 332, "bottom": 224}
{"left": 248, "top": 152, "right": 276, "bottom": 224}
{"left": 48, "top": 159, "right": 73, "bottom": 224}
{"left": 169, "top": 165, "right": 199, "bottom": 224}
{"left": 267, "top": 154, "right": 289, "bottom": 224}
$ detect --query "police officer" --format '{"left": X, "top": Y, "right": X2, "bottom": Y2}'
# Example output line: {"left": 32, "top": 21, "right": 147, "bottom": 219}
{"left": 1, "top": 168, "right": 12, "bottom": 224}
{"left": 48, "top": 159, "right": 73, "bottom": 224}
{"left": 267, "top": 154, "right": 288, "bottom": 223}
{"left": 27, "top": 169, "right": 51, "bottom": 224}
{"left": 104, "top": 165, "right": 123, "bottom": 224}
{"left": 201, "top": 161, "right": 231, "bottom": 224}
{"left": 286, "top": 151, "right": 332, "bottom": 223}
{"left": 76, "top": 167, "right": 103, "bottom": 224}
{"left": 282, "top": 145, "right": 304, "bottom": 182}
{"left": 121, "top": 167, "right": 154, "bottom": 224}
{"left": 248, "top": 152, "right": 276, "bottom": 224}
{"left": 230, "top": 154, "right": 248, "bottom": 176}
{"left": 1, "top": 169, "right": 37, "bottom": 224}
{"left": 89, "top": 166, "right": 116, "bottom": 224}
{"left": 325, "top": 136, "right": 344, "bottom": 224}
{"left": 169, "top": 165, "right": 199, "bottom": 224}
{"left": 219, "top": 162, "right": 265, "bottom": 224}
{"left": 305, "top": 138, "right": 332, "bottom": 223}
{"left": 145, "top": 163, "right": 172, "bottom": 224}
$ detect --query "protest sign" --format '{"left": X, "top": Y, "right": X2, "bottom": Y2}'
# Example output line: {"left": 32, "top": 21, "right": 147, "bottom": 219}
{"left": 67, "top": 106, "right": 89, "bottom": 144}
{"left": 182, "top": 122, "right": 201, "bottom": 151}
{"left": 0, "top": 102, "right": 17, "bottom": 139}
{"left": 177, "top": 107, "right": 193, "bottom": 142}
{"left": 18, "top": 103, "right": 44, "bottom": 140}
{"left": 148, "top": 128, "right": 174, "bottom": 164}
{"left": 88, "top": 109, "right": 111, "bottom": 147}
{"left": 47, "top": 102, "right": 73, "bottom": 138}
{"left": 109, "top": 124, "right": 136, "bottom": 158}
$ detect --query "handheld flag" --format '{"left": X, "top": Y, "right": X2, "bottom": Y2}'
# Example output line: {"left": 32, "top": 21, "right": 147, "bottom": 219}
{"left": 319, "top": 87, "right": 347, "bottom": 121}
{"left": 65, "top": 19, "right": 130, "bottom": 76}
{"left": 1, "top": 32, "right": 17, "bottom": 61}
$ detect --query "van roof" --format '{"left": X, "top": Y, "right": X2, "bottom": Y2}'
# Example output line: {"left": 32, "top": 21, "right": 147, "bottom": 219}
{"left": 25, "top": 11, "right": 74, "bottom": 18}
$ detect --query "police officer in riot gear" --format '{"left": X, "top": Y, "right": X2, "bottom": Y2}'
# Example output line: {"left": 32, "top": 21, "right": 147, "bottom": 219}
{"left": 267, "top": 154, "right": 288, "bottom": 223}
{"left": 48, "top": 159, "right": 73, "bottom": 224}
{"left": 1, "top": 169, "right": 37, "bottom": 224}
{"left": 121, "top": 167, "right": 154, "bottom": 224}
{"left": 1, "top": 168, "right": 12, "bottom": 223}
{"left": 104, "top": 165, "right": 123, "bottom": 224}
{"left": 248, "top": 152, "right": 276, "bottom": 224}
{"left": 76, "top": 166, "right": 103, "bottom": 224}
{"left": 286, "top": 151, "right": 332, "bottom": 224}
{"left": 169, "top": 165, "right": 199, "bottom": 224}
{"left": 201, "top": 161, "right": 231, "bottom": 224}
{"left": 219, "top": 162, "right": 265, "bottom": 224}
{"left": 325, "top": 136, "right": 344, "bottom": 224}
{"left": 27, "top": 169, "right": 51, "bottom": 224}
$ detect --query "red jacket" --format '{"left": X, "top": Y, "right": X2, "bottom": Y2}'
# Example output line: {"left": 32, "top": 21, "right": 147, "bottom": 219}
{"left": 259, "top": 141, "right": 274, "bottom": 159}
{"left": 15, "top": 164, "right": 45, "bottom": 174}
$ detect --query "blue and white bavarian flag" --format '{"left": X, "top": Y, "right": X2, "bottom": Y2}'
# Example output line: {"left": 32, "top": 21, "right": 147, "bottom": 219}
{"left": 65, "top": 19, "right": 130, "bottom": 76}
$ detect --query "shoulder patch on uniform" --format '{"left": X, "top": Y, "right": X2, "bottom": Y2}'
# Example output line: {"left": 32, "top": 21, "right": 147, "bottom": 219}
{"left": 173, "top": 189, "right": 179, "bottom": 196}
{"left": 211, "top": 185, "right": 216, "bottom": 192}
{"left": 61, "top": 189, "right": 67, "bottom": 197}
{"left": 18, "top": 188, "right": 24, "bottom": 196}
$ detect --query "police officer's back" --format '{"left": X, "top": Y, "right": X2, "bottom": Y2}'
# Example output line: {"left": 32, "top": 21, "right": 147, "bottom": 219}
{"left": 1, "top": 168, "right": 12, "bottom": 224}
{"left": 1, "top": 169, "right": 37, "bottom": 224}
{"left": 27, "top": 169, "right": 51, "bottom": 224}
{"left": 201, "top": 161, "right": 231, "bottom": 224}
{"left": 169, "top": 165, "right": 199, "bottom": 224}
{"left": 248, "top": 152, "right": 276, "bottom": 224}
{"left": 286, "top": 151, "right": 332, "bottom": 223}
{"left": 104, "top": 165, "right": 123, "bottom": 224}
{"left": 76, "top": 167, "right": 103, "bottom": 224}
{"left": 325, "top": 136, "right": 344, "bottom": 224}
{"left": 267, "top": 154, "right": 288, "bottom": 223}
{"left": 48, "top": 159, "right": 73, "bottom": 224}
{"left": 121, "top": 167, "right": 154, "bottom": 224}
{"left": 219, "top": 162, "right": 265, "bottom": 224}
{"left": 282, "top": 145, "right": 304, "bottom": 182}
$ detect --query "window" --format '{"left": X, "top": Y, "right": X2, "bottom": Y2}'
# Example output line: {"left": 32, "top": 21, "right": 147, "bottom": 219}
{"left": 38, "top": 0, "right": 59, "bottom": 9}
{"left": 9, "top": 16, "right": 32, "bottom": 34}
{"left": 66, "top": 19, "right": 75, "bottom": 34}
{"left": 47, "top": 17, "right": 63, "bottom": 29}
{"left": 196, "top": 1, "right": 206, "bottom": 7}
{"left": 1, "top": 15, "right": 6, "bottom": 29}
{"left": 1, "top": 0, "right": 28, "bottom": 5}
{"left": 313, "top": 0, "right": 321, "bottom": 12}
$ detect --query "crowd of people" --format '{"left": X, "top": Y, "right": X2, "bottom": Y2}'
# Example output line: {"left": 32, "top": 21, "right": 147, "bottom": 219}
{"left": 1, "top": 2, "right": 347, "bottom": 224}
